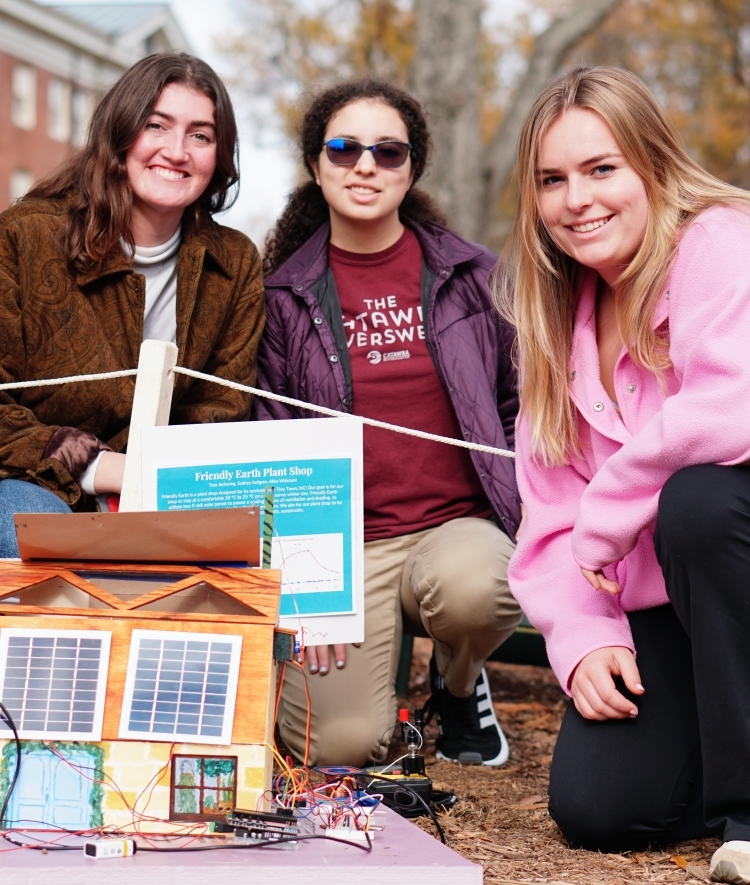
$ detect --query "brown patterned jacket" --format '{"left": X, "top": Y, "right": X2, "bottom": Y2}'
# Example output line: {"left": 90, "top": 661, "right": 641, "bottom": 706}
{"left": 0, "top": 197, "right": 265, "bottom": 507}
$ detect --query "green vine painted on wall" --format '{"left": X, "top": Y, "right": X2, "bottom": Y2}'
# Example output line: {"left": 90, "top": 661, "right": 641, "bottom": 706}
{"left": 0, "top": 741, "right": 105, "bottom": 827}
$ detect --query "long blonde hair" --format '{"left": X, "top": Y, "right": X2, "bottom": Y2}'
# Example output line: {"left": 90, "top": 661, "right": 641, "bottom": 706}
{"left": 497, "top": 66, "right": 750, "bottom": 465}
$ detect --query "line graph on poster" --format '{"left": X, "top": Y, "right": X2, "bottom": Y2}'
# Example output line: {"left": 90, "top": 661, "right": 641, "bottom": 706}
{"left": 271, "top": 533, "right": 344, "bottom": 595}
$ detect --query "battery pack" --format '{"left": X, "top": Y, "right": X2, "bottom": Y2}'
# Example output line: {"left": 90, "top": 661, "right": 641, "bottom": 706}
{"left": 83, "top": 839, "right": 136, "bottom": 859}
{"left": 360, "top": 767, "right": 433, "bottom": 815}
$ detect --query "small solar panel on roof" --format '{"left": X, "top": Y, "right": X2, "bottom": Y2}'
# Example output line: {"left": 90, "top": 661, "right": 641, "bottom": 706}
{"left": 0, "top": 629, "right": 111, "bottom": 740}
{"left": 119, "top": 630, "right": 242, "bottom": 745}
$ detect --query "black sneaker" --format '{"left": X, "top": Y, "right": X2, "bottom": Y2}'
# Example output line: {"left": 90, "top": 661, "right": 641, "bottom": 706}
{"left": 425, "top": 653, "right": 509, "bottom": 766}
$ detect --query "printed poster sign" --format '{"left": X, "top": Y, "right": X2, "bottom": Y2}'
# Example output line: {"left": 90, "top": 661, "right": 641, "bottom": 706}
{"left": 155, "top": 458, "right": 353, "bottom": 617}
{"left": 140, "top": 419, "right": 364, "bottom": 646}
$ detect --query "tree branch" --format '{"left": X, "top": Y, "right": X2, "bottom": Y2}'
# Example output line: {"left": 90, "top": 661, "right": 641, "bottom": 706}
{"left": 480, "top": 0, "right": 623, "bottom": 239}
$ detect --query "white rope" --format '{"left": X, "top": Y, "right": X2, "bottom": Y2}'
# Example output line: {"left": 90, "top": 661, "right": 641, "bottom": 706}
{"left": 174, "top": 366, "right": 515, "bottom": 459}
{"left": 0, "top": 365, "right": 516, "bottom": 459}
{"left": 0, "top": 369, "right": 138, "bottom": 391}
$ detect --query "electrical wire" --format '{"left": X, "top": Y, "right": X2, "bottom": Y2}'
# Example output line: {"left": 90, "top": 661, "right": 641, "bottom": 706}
{"left": 363, "top": 773, "right": 446, "bottom": 844}
{"left": 138, "top": 832, "right": 373, "bottom": 852}
{"left": 0, "top": 743, "right": 429, "bottom": 851}
{"left": 2, "top": 832, "right": 80, "bottom": 851}
{"left": 375, "top": 720, "right": 424, "bottom": 777}
{"left": 0, "top": 702, "right": 21, "bottom": 829}
{"left": 0, "top": 830, "right": 372, "bottom": 853}
{"left": 0, "top": 671, "right": 431, "bottom": 851}
{"left": 0, "top": 729, "right": 376, "bottom": 854}
{"left": 0, "top": 738, "right": 209, "bottom": 848}
{"left": 310, "top": 766, "right": 446, "bottom": 845}
{"left": 43, "top": 741, "right": 206, "bottom": 840}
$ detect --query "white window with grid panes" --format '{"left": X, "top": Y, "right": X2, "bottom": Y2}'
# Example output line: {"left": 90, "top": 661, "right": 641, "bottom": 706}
{"left": 11, "top": 65, "right": 36, "bottom": 130}
{"left": 9, "top": 170, "right": 33, "bottom": 202}
{"left": 71, "top": 89, "right": 94, "bottom": 146}
{"left": 118, "top": 631, "right": 242, "bottom": 745}
{"left": 48, "top": 78, "right": 72, "bottom": 142}
{"left": 0, "top": 629, "right": 111, "bottom": 740}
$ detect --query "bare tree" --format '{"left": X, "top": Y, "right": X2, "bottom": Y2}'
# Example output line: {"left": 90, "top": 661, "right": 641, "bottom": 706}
{"left": 411, "top": 0, "right": 483, "bottom": 240}
{"left": 227, "top": 0, "right": 624, "bottom": 244}
{"left": 411, "top": 0, "right": 623, "bottom": 244}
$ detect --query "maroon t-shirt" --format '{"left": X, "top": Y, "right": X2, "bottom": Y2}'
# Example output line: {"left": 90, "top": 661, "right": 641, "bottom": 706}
{"left": 329, "top": 227, "right": 492, "bottom": 541}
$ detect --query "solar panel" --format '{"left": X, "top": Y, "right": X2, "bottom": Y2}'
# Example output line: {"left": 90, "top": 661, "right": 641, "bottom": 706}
{"left": 118, "top": 630, "right": 242, "bottom": 745}
{"left": 0, "top": 629, "right": 111, "bottom": 740}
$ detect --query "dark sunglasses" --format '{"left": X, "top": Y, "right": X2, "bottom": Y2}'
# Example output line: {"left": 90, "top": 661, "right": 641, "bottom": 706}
{"left": 322, "top": 138, "right": 412, "bottom": 169}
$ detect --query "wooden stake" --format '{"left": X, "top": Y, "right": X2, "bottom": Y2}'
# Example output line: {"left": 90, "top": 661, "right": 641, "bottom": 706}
{"left": 119, "top": 340, "right": 178, "bottom": 513}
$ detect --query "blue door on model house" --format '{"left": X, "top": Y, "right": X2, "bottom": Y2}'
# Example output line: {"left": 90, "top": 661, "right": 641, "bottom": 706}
{"left": 3, "top": 746, "right": 97, "bottom": 829}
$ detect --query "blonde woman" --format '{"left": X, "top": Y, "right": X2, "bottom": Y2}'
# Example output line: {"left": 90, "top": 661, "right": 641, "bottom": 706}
{"left": 498, "top": 66, "right": 750, "bottom": 880}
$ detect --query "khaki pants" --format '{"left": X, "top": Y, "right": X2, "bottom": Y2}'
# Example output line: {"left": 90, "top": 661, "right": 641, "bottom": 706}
{"left": 277, "top": 517, "right": 521, "bottom": 767}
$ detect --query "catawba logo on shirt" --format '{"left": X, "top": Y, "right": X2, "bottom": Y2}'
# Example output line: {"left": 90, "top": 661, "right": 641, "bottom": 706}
{"left": 367, "top": 349, "right": 411, "bottom": 364}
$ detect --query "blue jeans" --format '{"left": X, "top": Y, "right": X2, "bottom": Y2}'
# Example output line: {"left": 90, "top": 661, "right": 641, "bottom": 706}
{"left": 0, "top": 479, "right": 72, "bottom": 558}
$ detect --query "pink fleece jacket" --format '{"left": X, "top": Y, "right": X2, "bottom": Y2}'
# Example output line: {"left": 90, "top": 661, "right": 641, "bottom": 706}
{"left": 510, "top": 206, "right": 750, "bottom": 693}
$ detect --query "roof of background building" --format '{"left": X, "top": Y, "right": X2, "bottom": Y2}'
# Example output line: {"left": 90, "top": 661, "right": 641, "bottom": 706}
{"left": 43, "top": 1, "right": 191, "bottom": 57}
{"left": 51, "top": 3, "right": 170, "bottom": 38}
{"left": 0, "top": 0, "right": 191, "bottom": 90}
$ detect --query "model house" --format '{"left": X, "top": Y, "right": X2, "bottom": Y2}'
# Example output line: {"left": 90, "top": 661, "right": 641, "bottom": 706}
{"left": 0, "top": 561, "right": 288, "bottom": 834}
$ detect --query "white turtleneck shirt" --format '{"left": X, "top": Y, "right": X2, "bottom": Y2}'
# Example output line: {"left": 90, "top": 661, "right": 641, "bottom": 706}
{"left": 131, "top": 225, "right": 182, "bottom": 345}
{"left": 80, "top": 227, "right": 182, "bottom": 494}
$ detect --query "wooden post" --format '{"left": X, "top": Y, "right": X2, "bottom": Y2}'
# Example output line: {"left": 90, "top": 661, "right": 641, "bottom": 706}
{"left": 119, "top": 340, "right": 178, "bottom": 513}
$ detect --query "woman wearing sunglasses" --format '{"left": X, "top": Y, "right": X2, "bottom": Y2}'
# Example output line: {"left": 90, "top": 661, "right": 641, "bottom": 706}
{"left": 255, "top": 79, "right": 522, "bottom": 767}
{"left": 500, "top": 66, "right": 750, "bottom": 880}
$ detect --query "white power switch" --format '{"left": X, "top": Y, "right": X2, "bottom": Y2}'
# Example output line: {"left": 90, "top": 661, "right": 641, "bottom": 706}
{"left": 83, "top": 839, "right": 136, "bottom": 859}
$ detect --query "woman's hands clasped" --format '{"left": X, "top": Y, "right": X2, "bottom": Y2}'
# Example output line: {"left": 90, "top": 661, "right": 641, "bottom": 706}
{"left": 570, "top": 646, "right": 644, "bottom": 720}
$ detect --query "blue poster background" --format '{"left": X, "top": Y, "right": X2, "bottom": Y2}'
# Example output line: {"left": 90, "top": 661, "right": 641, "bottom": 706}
{"left": 156, "top": 458, "right": 353, "bottom": 616}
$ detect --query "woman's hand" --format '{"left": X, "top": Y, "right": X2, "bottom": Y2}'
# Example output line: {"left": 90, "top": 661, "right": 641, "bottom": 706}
{"left": 94, "top": 452, "right": 126, "bottom": 494}
{"left": 581, "top": 567, "right": 621, "bottom": 595}
{"left": 304, "top": 643, "right": 361, "bottom": 674}
{"left": 570, "top": 646, "right": 644, "bottom": 720}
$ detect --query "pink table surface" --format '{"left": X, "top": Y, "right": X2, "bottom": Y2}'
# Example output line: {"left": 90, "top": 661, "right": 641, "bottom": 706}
{"left": 0, "top": 806, "right": 483, "bottom": 884}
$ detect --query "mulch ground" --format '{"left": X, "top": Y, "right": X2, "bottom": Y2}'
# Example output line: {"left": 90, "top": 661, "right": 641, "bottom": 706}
{"left": 399, "top": 638, "right": 718, "bottom": 884}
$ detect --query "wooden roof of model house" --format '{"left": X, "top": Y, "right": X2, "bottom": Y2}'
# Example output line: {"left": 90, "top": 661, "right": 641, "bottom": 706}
{"left": 0, "top": 562, "right": 283, "bottom": 624}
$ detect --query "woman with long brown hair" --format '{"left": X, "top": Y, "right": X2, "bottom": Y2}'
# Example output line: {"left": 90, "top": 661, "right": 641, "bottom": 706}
{"left": 499, "top": 65, "right": 750, "bottom": 879}
{"left": 256, "top": 79, "right": 522, "bottom": 768}
{"left": 0, "top": 52, "right": 264, "bottom": 556}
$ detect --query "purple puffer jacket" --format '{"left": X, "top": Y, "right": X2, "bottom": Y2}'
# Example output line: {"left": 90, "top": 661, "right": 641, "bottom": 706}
{"left": 253, "top": 220, "right": 520, "bottom": 538}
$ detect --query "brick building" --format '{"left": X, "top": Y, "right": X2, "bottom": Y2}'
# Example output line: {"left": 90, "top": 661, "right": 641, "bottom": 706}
{"left": 0, "top": 1, "right": 189, "bottom": 208}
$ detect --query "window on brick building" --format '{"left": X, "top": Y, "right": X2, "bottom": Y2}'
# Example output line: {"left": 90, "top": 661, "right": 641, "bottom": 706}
{"left": 48, "top": 79, "right": 72, "bottom": 142}
{"left": 72, "top": 89, "right": 94, "bottom": 147}
{"left": 9, "top": 170, "right": 34, "bottom": 203}
{"left": 11, "top": 65, "right": 37, "bottom": 130}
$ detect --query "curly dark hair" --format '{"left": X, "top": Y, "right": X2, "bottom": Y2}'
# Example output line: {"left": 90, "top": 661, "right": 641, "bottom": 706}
{"left": 263, "top": 79, "right": 446, "bottom": 276}
{"left": 27, "top": 52, "right": 239, "bottom": 274}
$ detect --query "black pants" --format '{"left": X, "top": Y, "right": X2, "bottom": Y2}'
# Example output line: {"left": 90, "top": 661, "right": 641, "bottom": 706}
{"left": 549, "top": 464, "right": 750, "bottom": 851}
